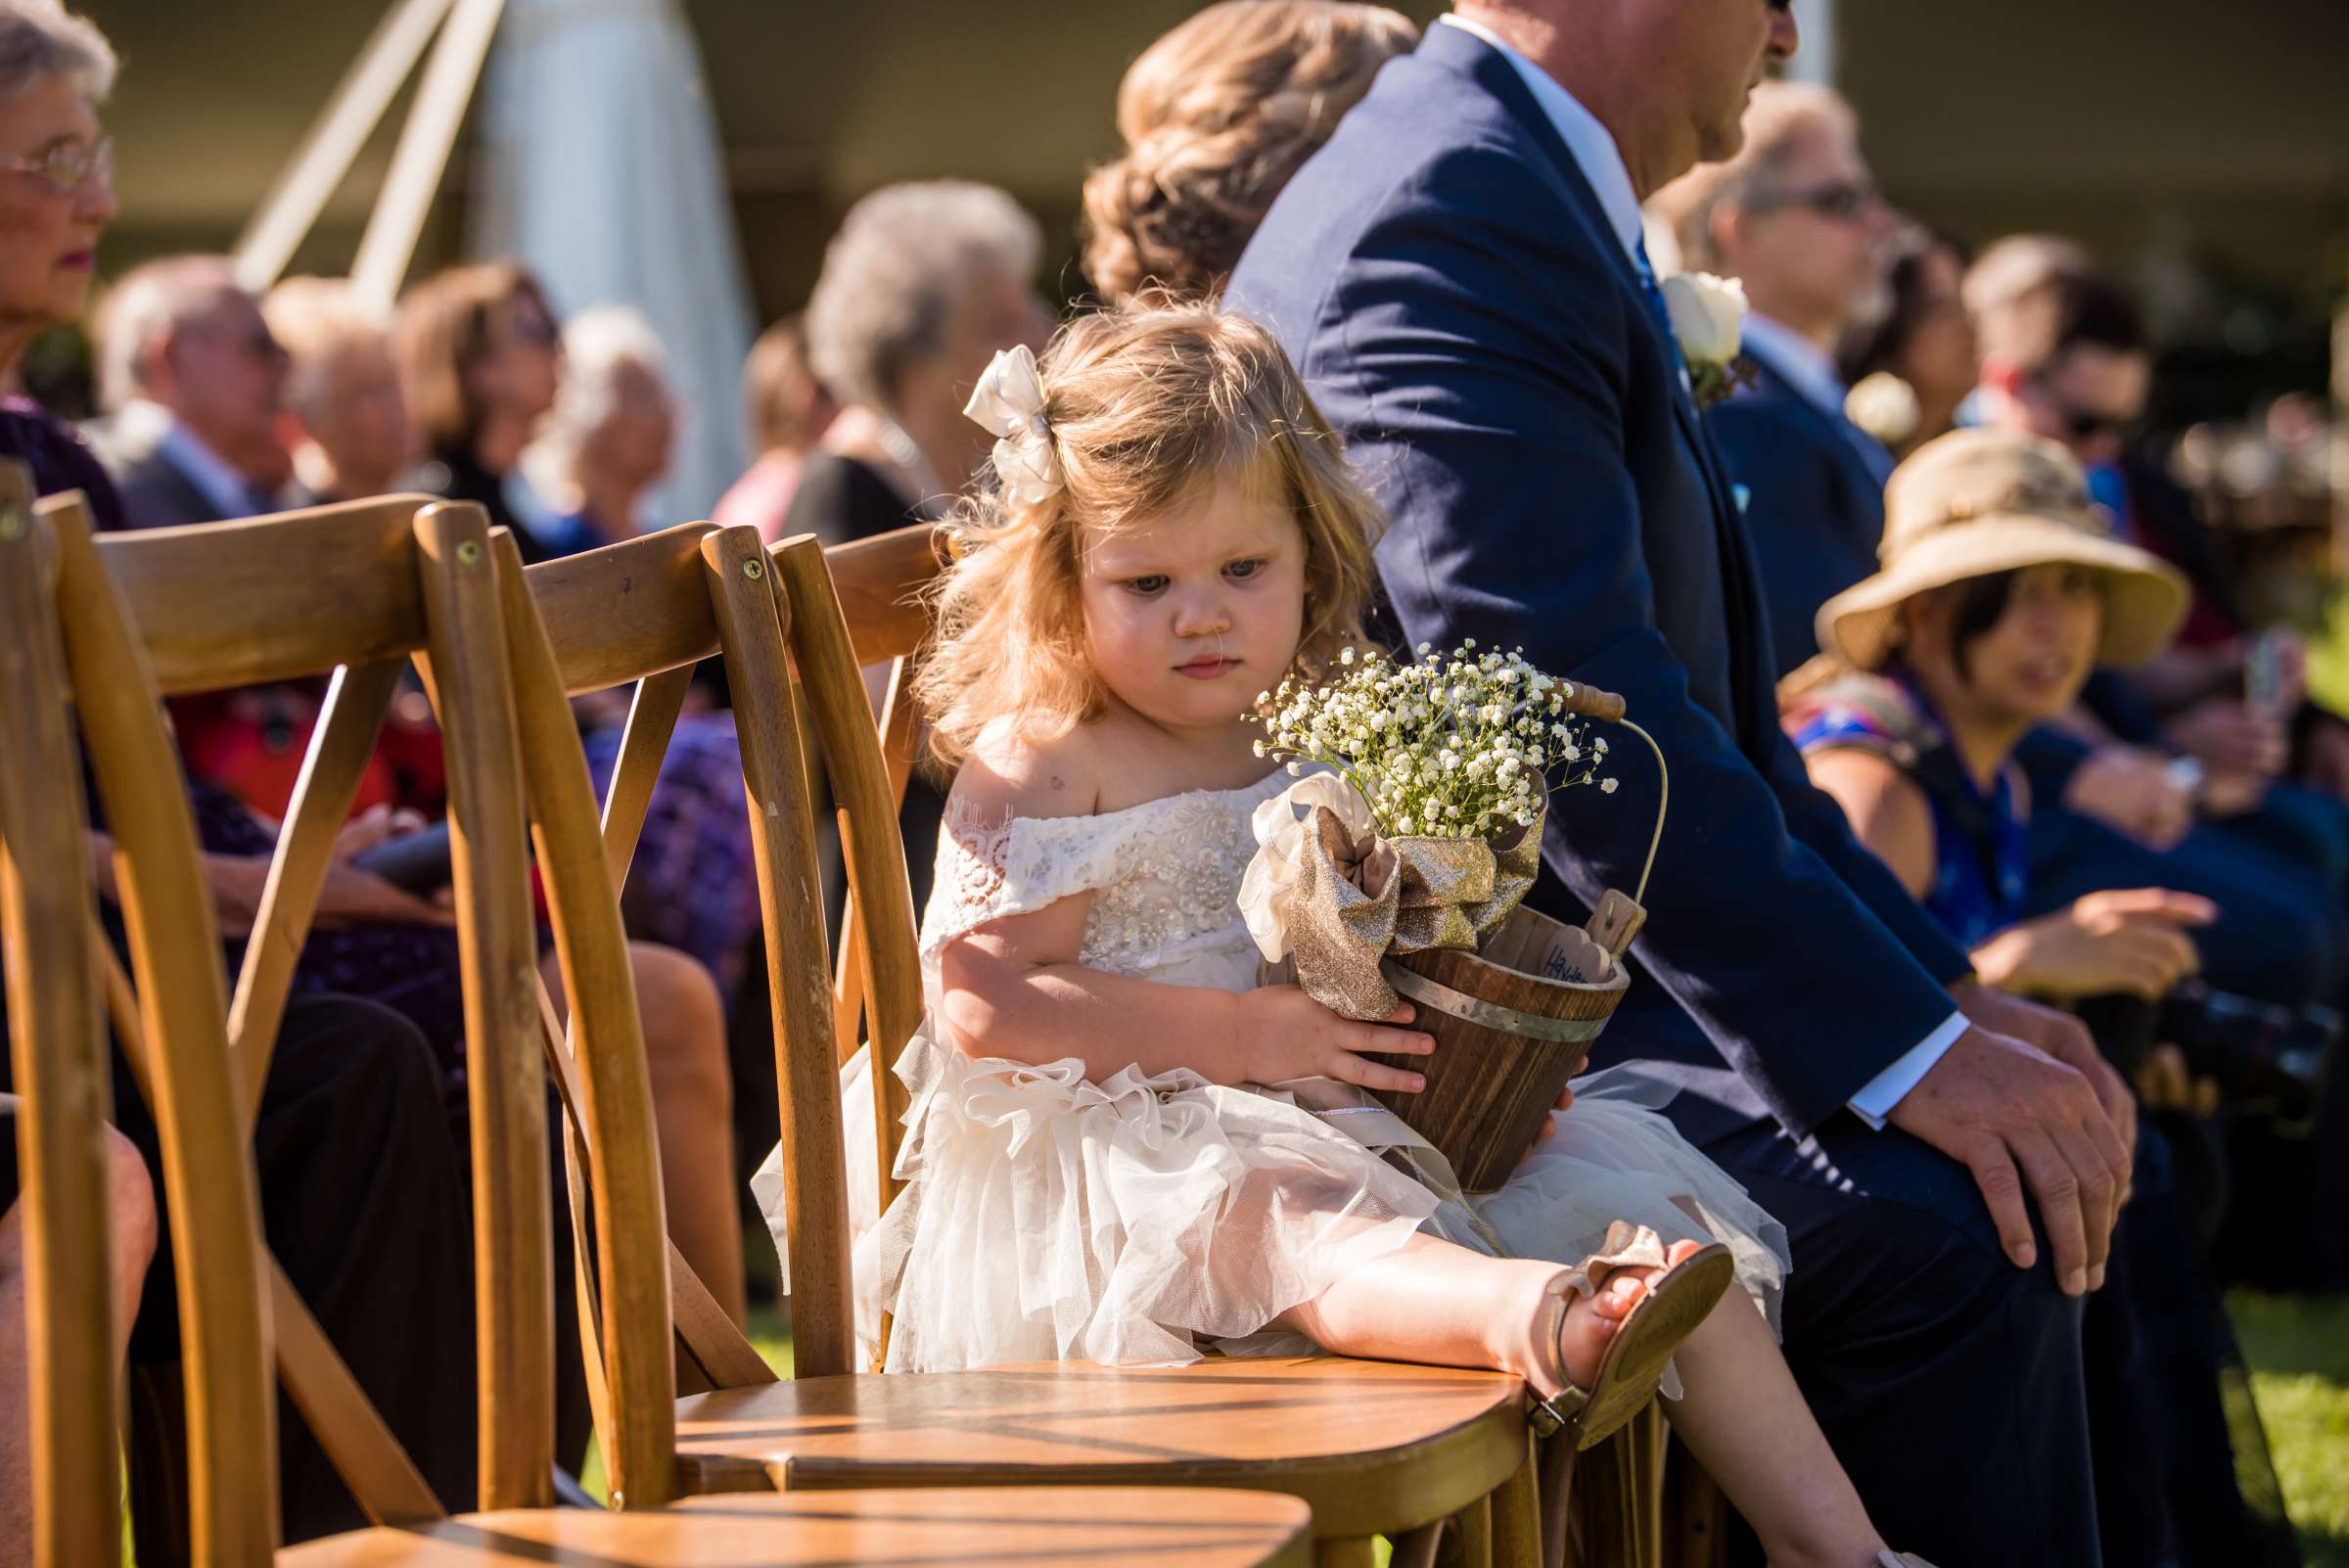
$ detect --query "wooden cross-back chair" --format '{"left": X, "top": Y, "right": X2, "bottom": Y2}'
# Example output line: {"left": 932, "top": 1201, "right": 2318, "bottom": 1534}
{"left": 642, "top": 525, "right": 1524, "bottom": 1568}
{"left": 0, "top": 482, "right": 1316, "bottom": 1568}
{"left": 711, "top": 521, "right": 1722, "bottom": 1568}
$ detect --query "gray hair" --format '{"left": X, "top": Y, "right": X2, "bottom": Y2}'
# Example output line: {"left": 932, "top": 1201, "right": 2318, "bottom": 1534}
{"left": 0, "top": 0, "right": 115, "bottom": 106}
{"left": 528, "top": 303, "right": 668, "bottom": 473}
{"left": 263, "top": 275, "right": 392, "bottom": 426}
{"left": 805, "top": 180, "right": 1041, "bottom": 410}
{"left": 93, "top": 254, "right": 242, "bottom": 413}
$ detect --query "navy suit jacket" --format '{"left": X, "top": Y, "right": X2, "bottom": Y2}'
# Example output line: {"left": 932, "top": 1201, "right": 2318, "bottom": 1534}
{"left": 1709, "top": 343, "right": 1891, "bottom": 680}
{"left": 1228, "top": 23, "right": 1969, "bottom": 1136}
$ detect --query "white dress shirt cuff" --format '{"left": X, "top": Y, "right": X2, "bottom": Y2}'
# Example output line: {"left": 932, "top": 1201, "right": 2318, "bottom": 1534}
{"left": 1848, "top": 1010, "right": 1968, "bottom": 1130}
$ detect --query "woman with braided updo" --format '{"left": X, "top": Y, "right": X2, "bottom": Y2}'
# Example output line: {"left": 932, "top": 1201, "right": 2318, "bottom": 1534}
{"left": 1082, "top": 1, "right": 1415, "bottom": 302}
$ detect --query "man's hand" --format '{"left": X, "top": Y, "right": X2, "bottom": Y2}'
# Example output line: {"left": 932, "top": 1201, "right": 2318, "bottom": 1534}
{"left": 1889, "top": 994, "right": 2132, "bottom": 1297}
{"left": 1952, "top": 980, "right": 2137, "bottom": 1166}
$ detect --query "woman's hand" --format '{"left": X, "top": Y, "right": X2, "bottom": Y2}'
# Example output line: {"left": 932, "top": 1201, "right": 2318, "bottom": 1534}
{"left": 1969, "top": 888, "right": 2214, "bottom": 1000}
{"left": 2062, "top": 747, "right": 2193, "bottom": 850}
{"left": 1237, "top": 985, "right": 1433, "bottom": 1093}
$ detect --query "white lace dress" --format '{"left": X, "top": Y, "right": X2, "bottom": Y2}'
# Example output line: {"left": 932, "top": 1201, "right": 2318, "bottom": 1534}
{"left": 755, "top": 772, "right": 1789, "bottom": 1373}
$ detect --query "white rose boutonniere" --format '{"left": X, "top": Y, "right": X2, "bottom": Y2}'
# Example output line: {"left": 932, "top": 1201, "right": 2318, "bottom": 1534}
{"left": 1659, "top": 271, "right": 1750, "bottom": 408}
{"left": 1844, "top": 371, "right": 1920, "bottom": 448}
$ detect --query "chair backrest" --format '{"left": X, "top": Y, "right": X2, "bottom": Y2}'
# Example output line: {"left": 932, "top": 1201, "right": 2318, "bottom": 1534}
{"left": 0, "top": 467, "right": 134, "bottom": 1567}
{"left": 0, "top": 485, "right": 585, "bottom": 1558}
{"left": 770, "top": 525, "right": 941, "bottom": 1246}
{"left": 89, "top": 499, "right": 830, "bottom": 1511}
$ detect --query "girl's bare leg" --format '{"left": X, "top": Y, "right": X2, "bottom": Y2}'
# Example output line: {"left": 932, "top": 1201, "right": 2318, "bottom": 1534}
{"left": 1270, "top": 1232, "right": 1681, "bottom": 1399}
{"left": 1663, "top": 1287, "right": 1890, "bottom": 1568}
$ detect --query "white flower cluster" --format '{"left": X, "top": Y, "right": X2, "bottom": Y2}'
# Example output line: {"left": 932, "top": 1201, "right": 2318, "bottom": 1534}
{"left": 1252, "top": 642, "right": 1614, "bottom": 841}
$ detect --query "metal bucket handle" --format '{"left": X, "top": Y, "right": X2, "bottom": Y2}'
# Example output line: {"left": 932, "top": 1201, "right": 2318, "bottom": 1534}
{"left": 1554, "top": 683, "right": 1668, "bottom": 908}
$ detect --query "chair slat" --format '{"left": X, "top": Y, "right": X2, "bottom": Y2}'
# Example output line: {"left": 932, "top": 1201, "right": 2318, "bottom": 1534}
{"left": 771, "top": 539, "right": 924, "bottom": 1231}
{"left": 799, "top": 524, "right": 939, "bottom": 668}
{"left": 595, "top": 665, "right": 693, "bottom": 885}
{"left": 491, "top": 530, "right": 680, "bottom": 1508}
{"left": 830, "top": 656, "right": 923, "bottom": 1070}
{"left": 40, "top": 495, "right": 280, "bottom": 1564}
{"left": 0, "top": 478, "right": 122, "bottom": 1568}
{"left": 224, "top": 659, "right": 402, "bottom": 1112}
{"left": 91, "top": 495, "right": 434, "bottom": 696}
{"left": 700, "top": 529, "right": 855, "bottom": 1381}
{"left": 414, "top": 502, "right": 557, "bottom": 1512}
{"left": 528, "top": 523, "right": 720, "bottom": 696}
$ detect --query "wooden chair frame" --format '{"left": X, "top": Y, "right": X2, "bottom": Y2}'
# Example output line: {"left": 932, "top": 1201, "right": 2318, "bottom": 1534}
{"left": 0, "top": 484, "right": 1319, "bottom": 1568}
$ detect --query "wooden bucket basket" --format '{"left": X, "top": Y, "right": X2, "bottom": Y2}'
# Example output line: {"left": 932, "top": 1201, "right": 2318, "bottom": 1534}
{"left": 1362, "top": 683, "right": 1667, "bottom": 1193}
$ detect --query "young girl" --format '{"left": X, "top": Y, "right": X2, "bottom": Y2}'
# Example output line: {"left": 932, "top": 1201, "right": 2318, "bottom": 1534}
{"left": 774, "top": 300, "right": 1934, "bottom": 1568}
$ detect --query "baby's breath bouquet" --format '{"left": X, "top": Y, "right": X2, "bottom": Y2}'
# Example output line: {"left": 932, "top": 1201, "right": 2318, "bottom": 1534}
{"left": 1239, "top": 641, "right": 1618, "bottom": 1021}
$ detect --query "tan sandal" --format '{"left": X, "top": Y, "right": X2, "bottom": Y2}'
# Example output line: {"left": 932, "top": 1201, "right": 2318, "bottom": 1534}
{"left": 1525, "top": 1221, "right": 1736, "bottom": 1452}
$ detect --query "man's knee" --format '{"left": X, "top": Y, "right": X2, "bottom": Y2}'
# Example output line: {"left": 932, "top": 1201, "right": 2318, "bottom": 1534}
{"left": 104, "top": 1125, "right": 158, "bottom": 1277}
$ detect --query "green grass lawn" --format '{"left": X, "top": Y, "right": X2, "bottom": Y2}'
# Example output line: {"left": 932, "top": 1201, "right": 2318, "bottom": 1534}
{"left": 2234, "top": 1291, "right": 2349, "bottom": 1567}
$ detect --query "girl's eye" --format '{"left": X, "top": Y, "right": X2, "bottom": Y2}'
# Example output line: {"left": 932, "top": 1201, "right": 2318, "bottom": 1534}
{"left": 1224, "top": 557, "right": 1267, "bottom": 581}
{"left": 1125, "top": 575, "right": 1169, "bottom": 596}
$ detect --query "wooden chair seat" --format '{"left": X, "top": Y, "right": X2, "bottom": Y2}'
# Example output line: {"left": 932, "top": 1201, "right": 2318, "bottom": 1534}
{"left": 277, "top": 1487, "right": 1313, "bottom": 1567}
{"left": 676, "top": 1358, "right": 1527, "bottom": 1539}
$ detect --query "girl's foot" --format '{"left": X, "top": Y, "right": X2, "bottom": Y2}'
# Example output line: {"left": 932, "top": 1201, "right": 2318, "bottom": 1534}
{"left": 1517, "top": 1222, "right": 1735, "bottom": 1450}
{"left": 1537, "top": 1232, "right": 1708, "bottom": 1397}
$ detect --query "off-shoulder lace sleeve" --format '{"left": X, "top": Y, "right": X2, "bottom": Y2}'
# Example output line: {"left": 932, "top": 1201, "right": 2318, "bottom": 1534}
{"left": 919, "top": 798, "right": 1167, "bottom": 959}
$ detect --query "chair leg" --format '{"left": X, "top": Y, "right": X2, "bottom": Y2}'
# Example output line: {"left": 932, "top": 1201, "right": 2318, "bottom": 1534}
{"left": 1661, "top": 1429, "right": 1733, "bottom": 1568}
{"left": 1391, "top": 1521, "right": 1446, "bottom": 1568}
{"left": 1435, "top": 1493, "right": 1492, "bottom": 1568}
{"left": 1537, "top": 1429, "right": 1578, "bottom": 1568}
{"left": 1314, "top": 1539, "right": 1380, "bottom": 1568}
{"left": 1492, "top": 1433, "right": 1543, "bottom": 1568}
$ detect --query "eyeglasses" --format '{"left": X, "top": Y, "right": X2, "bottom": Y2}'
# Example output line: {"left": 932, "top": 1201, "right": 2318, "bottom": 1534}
{"left": 1750, "top": 178, "right": 1882, "bottom": 223}
{"left": 3, "top": 135, "right": 112, "bottom": 195}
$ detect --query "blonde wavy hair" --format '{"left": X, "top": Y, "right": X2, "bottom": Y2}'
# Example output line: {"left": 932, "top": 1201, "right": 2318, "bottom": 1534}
{"left": 1082, "top": 0, "right": 1415, "bottom": 301}
{"left": 917, "top": 298, "right": 1382, "bottom": 766}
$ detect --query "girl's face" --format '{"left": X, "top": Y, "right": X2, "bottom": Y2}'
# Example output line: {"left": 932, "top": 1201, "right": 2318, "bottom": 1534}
{"left": 1078, "top": 474, "right": 1308, "bottom": 738}
{"left": 1913, "top": 562, "right": 2103, "bottom": 728}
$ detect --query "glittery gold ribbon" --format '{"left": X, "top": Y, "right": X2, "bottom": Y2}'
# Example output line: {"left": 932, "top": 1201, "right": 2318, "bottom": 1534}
{"left": 1274, "top": 802, "right": 1545, "bottom": 1021}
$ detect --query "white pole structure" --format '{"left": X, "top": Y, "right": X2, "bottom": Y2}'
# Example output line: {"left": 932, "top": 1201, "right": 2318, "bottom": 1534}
{"left": 230, "top": 0, "right": 456, "bottom": 293}
{"left": 350, "top": 0, "right": 508, "bottom": 311}
{"left": 1788, "top": 0, "right": 1839, "bottom": 85}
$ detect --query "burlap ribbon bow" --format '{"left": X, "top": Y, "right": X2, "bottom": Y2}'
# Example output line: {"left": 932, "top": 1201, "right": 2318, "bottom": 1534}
{"left": 1239, "top": 772, "right": 1542, "bottom": 1020}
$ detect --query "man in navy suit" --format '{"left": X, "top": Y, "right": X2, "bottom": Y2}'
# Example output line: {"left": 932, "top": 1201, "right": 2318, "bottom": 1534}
{"left": 1230, "top": 6, "right": 2132, "bottom": 1559}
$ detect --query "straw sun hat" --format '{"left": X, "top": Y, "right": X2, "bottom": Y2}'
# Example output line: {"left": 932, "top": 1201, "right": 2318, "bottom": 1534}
{"left": 1815, "top": 428, "right": 2188, "bottom": 671}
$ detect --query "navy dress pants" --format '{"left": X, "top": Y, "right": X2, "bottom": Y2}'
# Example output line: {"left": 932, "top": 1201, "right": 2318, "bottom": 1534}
{"left": 1682, "top": 1108, "right": 2097, "bottom": 1568}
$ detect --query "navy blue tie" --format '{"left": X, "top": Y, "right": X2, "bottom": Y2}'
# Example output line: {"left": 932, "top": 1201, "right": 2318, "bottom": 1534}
{"left": 1631, "top": 237, "right": 1687, "bottom": 378}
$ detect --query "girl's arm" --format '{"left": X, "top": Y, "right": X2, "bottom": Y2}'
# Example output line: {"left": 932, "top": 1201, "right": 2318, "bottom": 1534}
{"left": 935, "top": 735, "right": 1430, "bottom": 1092}
{"left": 1800, "top": 748, "right": 1936, "bottom": 901}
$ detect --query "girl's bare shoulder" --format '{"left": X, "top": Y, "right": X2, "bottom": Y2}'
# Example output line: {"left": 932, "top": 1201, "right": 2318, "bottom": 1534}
{"left": 952, "top": 715, "right": 1115, "bottom": 826}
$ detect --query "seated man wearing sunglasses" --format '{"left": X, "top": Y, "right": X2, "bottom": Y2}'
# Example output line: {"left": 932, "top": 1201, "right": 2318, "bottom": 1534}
{"left": 1646, "top": 79, "right": 1901, "bottom": 683}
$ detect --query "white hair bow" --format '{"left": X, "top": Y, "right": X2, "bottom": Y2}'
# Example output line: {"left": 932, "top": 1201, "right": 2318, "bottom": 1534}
{"left": 962, "top": 345, "right": 1063, "bottom": 506}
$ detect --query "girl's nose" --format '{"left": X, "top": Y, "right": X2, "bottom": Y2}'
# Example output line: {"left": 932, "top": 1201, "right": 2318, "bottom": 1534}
{"left": 1172, "top": 593, "right": 1232, "bottom": 638}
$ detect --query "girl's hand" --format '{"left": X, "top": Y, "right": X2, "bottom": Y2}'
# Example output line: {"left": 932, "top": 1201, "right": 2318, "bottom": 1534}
{"left": 1238, "top": 985, "right": 1433, "bottom": 1093}
{"left": 1970, "top": 889, "right": 2213, "bottom": 1000}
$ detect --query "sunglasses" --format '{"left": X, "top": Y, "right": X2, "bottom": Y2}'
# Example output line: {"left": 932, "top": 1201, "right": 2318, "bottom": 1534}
{"left": 1750, "top": 178, "right": 1882, "bottom": 223}
{"left": 3, "top": 135, "right": 111, "bottom": 196}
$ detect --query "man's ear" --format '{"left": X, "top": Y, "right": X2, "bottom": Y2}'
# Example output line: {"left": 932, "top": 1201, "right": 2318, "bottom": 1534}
{"left": 137, "top": 324, "right": 183, "bottom": 406}
{"left": 1704, "top": 200, "right": 1746, "bottom": 274}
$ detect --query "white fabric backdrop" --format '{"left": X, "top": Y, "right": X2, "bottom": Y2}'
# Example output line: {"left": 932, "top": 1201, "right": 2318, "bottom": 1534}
{"left": 469, "top": 0, "right": 754, "bottom": 525}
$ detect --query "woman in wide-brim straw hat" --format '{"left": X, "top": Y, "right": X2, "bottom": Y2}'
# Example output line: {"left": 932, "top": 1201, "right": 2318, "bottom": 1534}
{"left": 1784, "top": 427, "right": 2216, "bottom": 1014}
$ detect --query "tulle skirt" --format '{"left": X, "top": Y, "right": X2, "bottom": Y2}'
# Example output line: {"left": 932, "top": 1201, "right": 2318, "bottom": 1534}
{"left": 759, "top": 1029, "right": 1789, "bottom": 1375}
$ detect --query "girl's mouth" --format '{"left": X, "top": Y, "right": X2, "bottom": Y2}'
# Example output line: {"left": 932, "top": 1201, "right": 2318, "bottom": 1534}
{"left": 1175, "top": 656, "right": 1240, "bottom": 680}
